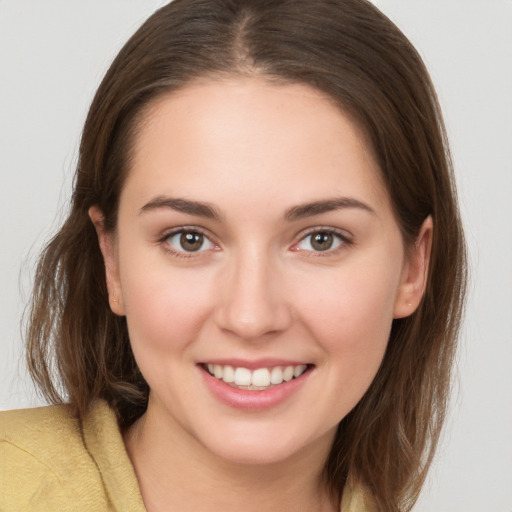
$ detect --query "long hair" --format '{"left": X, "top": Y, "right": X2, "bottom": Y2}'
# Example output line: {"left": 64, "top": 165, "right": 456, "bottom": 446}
{"left": 26, "top": 1, "right": 467, "bottom": 510}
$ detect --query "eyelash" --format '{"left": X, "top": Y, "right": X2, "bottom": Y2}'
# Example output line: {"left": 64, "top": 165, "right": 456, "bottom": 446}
{"left": 158, "top": 226, "right": 352, "bottom": 259}
{"left": 291, "top": 227, "right": 353, "bottom": 256}
{"left": 159, "top": 227, "right": 218, "bottom": 259}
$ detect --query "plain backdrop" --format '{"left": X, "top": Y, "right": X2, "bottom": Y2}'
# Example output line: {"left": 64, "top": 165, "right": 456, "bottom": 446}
{"left": 1, "top": 1, "right": 511, "bottom": 510}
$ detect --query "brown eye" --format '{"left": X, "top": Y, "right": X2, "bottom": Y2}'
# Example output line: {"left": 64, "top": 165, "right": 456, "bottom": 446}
{"left": 310, "top": 232, "right": 334, "bottom": 251}
{"left": 296, "top": 230, "right": 345, "bottom": 253}
{"left": 180, "top": 231, "right": 204, "bottom": 251}
{"left": 166, "top": 230, "right": 214, "bottom": 253}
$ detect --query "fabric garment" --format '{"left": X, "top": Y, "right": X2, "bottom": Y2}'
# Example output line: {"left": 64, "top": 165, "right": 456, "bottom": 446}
{"left": 0, "top": 401, "right": 375, "bottom": 511}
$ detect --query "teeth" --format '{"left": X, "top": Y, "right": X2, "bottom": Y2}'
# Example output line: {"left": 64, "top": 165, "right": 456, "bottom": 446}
{"left": 213, "top": 364, "right": 223, "bottom": 379}
{"left": 234, "top": 367, "right": 252, "bottom": 386}
{"left": 270, "top": 367, "right": 283, "bottom": 384}
{"left": 294, "top": 364, "right": 307, "bottom": 377}
{"left": 252, "top": 368, "right": 270, "bottom": 387}
{"left": 206, "top": 363, "right": 308, "bottom": 388}
{"left": 222, "top": 365, "right": 235, "bottom": 383}
{"left": 283, "top": 366, "right": 294, "bottom": 382}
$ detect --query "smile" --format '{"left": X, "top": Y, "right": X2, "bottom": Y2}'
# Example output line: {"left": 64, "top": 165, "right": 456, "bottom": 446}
{"left": 203, "top": 363, "right": 309, "bottom": 390}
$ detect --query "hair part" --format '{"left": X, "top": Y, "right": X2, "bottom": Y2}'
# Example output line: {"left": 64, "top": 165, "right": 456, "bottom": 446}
{"left": 26, "top": 1, "right": 467, "bottom": 510}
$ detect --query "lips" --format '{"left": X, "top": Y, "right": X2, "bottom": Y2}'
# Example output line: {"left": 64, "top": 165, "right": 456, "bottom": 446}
{"left": 198, "top": 360, "right": 312, "bottom": 410}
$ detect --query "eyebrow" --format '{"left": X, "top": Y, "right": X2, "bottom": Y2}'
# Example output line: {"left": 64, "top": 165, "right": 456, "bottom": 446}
{"left": 284, "top": 197, "right": 375, "bottom": 222}
{"left": 139, "top": 195, "right": 374, "bottom": 222}
{"left": 139, "top": 196, "right": 222, "bottom": 221}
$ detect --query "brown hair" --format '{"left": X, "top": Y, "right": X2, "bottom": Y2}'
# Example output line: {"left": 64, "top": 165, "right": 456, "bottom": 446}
{"left": 26, "top": 1, "right": 467, "bottom": 510}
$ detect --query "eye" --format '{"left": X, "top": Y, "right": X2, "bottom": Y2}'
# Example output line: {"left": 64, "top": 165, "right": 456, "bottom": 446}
{"left": 165, "top": 229, "right": 215, "bottom": 253}
{"left": 295, "top": 230, "right": 347, "bottom": 252}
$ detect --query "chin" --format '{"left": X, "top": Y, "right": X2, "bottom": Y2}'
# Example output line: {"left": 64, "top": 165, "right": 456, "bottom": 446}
{"left": 195, "top": 421, "right": 336, "bottom": 468}
{"left": 207, "top": 438, "right": 302, "bottom": 466}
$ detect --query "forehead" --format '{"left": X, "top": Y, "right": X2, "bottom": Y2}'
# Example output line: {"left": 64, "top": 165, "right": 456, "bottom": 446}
{"left": 122, "top": 77, "right": 391, "bottom": 216}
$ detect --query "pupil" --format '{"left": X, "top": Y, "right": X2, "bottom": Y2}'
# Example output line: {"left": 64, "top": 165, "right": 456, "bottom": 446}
{"left": 311, "top": 232, "right": 333, "bottom": 251}
{"left": 180, "top": 232, "right": 203, "bottom": 251}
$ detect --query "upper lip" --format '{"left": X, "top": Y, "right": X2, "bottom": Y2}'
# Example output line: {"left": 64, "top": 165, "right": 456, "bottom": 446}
{"left": 198, "top": 358, "right": 311, "bottom": 370}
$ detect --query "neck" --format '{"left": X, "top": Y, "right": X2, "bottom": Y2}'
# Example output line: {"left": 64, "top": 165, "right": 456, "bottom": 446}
{"left": 123, "top": 400, "right": 338, "bottom": 512}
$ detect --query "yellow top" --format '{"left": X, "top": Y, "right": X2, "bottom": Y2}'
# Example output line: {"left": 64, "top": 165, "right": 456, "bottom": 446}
{"left": 0, "top": 401, "right": 375, "bottom": 511}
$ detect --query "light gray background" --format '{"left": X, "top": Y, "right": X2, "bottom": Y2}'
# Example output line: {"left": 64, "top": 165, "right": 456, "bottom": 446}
{"left": 1, "top": 1, "right": 511, "bottom": 510}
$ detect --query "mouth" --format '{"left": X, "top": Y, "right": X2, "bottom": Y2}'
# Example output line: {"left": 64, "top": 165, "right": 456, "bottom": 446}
{"left": 201, "top": 363, "right": 312, "bottom": 391}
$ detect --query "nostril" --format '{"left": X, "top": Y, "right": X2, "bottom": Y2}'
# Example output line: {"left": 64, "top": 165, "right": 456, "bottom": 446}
{"left": 214, "top": 297, "right": 294, "bottom": 341}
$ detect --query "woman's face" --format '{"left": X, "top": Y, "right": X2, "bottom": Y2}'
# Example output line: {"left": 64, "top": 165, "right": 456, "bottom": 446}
{"left": 95, "top": 78, "right": 427, "bottom": 466}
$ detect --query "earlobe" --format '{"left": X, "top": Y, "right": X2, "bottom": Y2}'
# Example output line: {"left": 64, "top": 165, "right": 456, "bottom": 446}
{"left": 393, "top": 215, "right": 433, "bottom": 319}
{"left": 88, "top": 206, "right": 125, "bottom": 316}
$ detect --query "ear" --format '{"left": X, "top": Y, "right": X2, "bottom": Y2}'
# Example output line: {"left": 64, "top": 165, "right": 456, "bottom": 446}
{"left": 393, "top": 216, "right": 433, "bottom": 319}
{"left": 88, "top": 206, "right": 125, "bottom": 316}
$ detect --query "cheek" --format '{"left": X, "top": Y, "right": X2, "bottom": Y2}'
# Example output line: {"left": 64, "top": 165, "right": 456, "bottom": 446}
{"left": 119, "top": 260, "right": 215, "bottom": 358}
{"left": 293, "top": 257, "right": 402, "bottom": 387}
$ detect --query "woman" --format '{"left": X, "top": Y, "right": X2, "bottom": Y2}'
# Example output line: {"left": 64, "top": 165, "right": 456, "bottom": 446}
{"left": 0, "top": 1, "right": 466, "bottom": 511}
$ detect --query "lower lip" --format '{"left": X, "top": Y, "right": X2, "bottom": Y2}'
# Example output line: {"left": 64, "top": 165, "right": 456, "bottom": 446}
{"left": 199, "top": 366, "right": 311, "bottom": 411}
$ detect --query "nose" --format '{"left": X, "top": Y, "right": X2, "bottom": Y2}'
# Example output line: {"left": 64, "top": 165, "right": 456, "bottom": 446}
{"left": 214, "top": 247, "right": 293, "bottom": 341}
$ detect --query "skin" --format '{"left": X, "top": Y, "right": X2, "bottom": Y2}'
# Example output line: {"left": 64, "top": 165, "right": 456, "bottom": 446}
{"left": 90, "top": 77, "right": 431, "bottom": 512}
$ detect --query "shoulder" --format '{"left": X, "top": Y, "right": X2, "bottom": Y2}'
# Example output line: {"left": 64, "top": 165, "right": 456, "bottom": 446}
{"left": 1, "top": 403, "right": 80, "bottom": 446}
{"left": 0, "top": 404, "right": 91, "bottom": 476}
{"left": 0, "top": 404, "right": 86, "bottom": 470}
{"left": 0, "top": 403, "right": 116, "bottom": 511}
